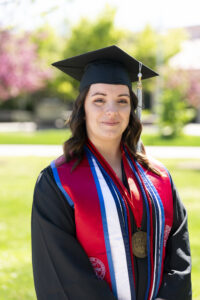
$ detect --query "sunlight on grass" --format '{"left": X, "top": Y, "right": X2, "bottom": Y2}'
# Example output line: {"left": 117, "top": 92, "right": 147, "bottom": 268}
{"left": 1, "top": 129, "right": 200, "bottom": 146}
{"left": 161, "top": 158, "right": 200, "bottom": 300}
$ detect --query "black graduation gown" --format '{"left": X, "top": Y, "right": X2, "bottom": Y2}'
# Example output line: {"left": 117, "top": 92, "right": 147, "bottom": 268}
{"left": 31, "top": 164, "right": 192, "bottom": 300}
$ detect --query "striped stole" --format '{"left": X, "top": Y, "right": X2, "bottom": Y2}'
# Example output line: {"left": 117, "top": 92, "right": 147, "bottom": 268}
{"left": 51, "top": 141, "right": 173, "bottom": 300}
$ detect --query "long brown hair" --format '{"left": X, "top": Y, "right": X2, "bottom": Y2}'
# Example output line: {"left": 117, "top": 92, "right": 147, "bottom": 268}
{"left": 64, "top": 86, "right": 160, "bottom": 175}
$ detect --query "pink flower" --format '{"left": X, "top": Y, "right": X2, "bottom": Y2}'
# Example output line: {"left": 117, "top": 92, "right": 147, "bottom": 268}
{"left": 0, "top": 30, "right": 52, "bottom": 101}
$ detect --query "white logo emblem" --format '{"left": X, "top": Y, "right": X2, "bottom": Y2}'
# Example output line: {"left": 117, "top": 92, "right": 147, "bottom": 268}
{"left": 164, "top": 225, "right": 172, "bottom": 247}
{"left": 89, "top": 257, "right": 106, "bottom": 280}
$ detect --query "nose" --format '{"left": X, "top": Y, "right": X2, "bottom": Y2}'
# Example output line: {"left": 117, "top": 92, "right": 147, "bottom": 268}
{"left": 105, "top": 101, "right": 118, "bottom": 116}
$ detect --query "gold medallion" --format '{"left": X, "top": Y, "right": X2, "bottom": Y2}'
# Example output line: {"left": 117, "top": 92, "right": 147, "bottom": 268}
{"left": 132, "top": 231, "right": 147, "bottom": 258}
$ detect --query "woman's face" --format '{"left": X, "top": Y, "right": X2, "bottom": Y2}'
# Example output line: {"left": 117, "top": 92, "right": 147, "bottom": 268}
{"left": 84, "top": 83, "right": 131, "bottom": 145}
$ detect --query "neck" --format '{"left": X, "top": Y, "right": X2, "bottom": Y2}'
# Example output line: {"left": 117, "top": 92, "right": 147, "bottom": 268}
{"left": 89, "top": 137, "right": 122, "bottom": 165}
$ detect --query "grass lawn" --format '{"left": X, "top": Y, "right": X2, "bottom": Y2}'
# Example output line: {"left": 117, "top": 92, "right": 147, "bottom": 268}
{"left": 0, "top": 130, "right": 70, "bottom": 145}
{"left": 1, "top": 129, "right": 200, "bottom": 146}
{"left": 0, "top": 156, "right": 199, "bottom": 299}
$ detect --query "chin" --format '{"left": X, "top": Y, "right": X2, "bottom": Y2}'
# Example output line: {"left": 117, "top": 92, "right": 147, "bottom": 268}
{"left": 99, "top": 133, "right": 122, "bottom": 141}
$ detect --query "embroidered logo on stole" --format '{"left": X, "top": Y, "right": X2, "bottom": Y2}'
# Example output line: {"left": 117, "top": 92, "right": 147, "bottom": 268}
{"left": 163, "top": 225, "right": 172, "bottom": 247}
{"left": 89, "top": 257, "right": 106, "bottom": 280}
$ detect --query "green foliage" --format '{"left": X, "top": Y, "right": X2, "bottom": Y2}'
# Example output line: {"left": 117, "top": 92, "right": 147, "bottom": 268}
{"left": 29, "top": 24, "right": 66, "bottom": 99}
{"left": 122, "top": 25, "right": 158, "bottom": 93}
{"left": 123, "top": 26, "right": 187, "bottom": 93}
{"left": 158, "top": 68, "right": 195, "bottom": 137}
{"left": 161, "top": 28, "right": 187, "bottom": 63}
{"left": 63, "top": 7, "right": 121, "bottom": 56}
{"left": 47, "top": 22, "right": 188, "bottom": 107}
{"left": 30, "top": 24, "right": 65, "bottom": 66}
{"left": 158, "top": 89, "right": 195, "bottom": 137}
{"left": 0, "top": 4, "right": 190, "bottom": 126}
{"left": 54, "top": 6, "right": 124, "bottom": 100}
{"left": 131, "top": 25, "right": 158, "bottom": 69}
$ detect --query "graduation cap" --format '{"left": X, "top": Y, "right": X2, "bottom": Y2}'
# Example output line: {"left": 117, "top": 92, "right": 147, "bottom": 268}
{"left": 52, "top": 45, "right": 158, "bottom": 92}
{"left": 52, "top": 45, "right": 158, "bottom": 152}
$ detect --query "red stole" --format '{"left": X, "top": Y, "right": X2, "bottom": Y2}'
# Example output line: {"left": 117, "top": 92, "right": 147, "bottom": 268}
{"left": 51, "top": 145, "right": 173, "bottom": 300}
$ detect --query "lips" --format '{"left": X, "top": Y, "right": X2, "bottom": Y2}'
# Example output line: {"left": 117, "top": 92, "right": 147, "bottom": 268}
{"left": 101, "top": 121, "right": 119, "bottom": 126}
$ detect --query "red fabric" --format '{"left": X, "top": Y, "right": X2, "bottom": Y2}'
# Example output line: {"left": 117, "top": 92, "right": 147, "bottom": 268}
{"left": 144, "top": 159, "right": 174, "bottom": 289}
{"left": 54, "top": 144, "right": 173, "bottom": 298}
{"left": 55, "top": 156, "right": 112, "bottom": 287}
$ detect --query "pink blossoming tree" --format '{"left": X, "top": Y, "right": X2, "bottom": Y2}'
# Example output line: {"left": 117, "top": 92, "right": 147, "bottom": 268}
{"left": 0, "top": 30, "right": 52, "bottom": 102}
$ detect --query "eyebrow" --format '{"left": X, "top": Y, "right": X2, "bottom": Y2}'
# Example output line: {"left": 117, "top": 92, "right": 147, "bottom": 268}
{"left": 91, "top": 92, "right": 130, "bottom": 97}
{"left": 91, "top": 92, "right": 107, "bottom": 96}
{"left": 118, "top": 93, "right": 130, "bottom": 98}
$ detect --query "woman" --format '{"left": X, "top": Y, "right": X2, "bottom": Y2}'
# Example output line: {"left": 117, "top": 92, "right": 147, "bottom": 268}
{"left": 32, "top": 46, "right": 192, "bottom": 300}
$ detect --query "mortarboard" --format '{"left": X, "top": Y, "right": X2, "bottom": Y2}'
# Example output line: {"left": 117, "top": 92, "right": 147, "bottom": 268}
{"left": 51, "top": 45, "right": 158, "bottom": 92}
{"left": 52, "top": 45, "right": 158, "bottom": 152}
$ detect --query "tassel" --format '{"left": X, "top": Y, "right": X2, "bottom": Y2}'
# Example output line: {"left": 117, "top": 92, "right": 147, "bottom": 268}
{"left": 136, "top": 62, "right": 143, "bottom": 152}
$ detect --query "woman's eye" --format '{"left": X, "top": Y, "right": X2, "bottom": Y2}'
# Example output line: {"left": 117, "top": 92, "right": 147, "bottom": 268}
{"left": 94, "top": 99, "right": 104, "bottom": 103}
{"left": 118, "top": 99, "right": 128, "bottom": 104}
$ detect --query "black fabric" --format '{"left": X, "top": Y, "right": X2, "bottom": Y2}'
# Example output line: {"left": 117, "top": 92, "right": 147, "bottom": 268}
{"left": 31, "top": 165, "right": 192, "bottom": 300}
{"left": 79, "top": 60, "right": 132, "bottom": 92}
{"left": 156, "top": 184, "right": 192, "bottom": 299}
{"left": 51, "top": 45, "right": 158, "bottom": 91}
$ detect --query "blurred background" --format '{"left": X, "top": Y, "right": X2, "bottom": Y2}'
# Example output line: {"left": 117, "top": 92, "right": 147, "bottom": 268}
{"left": 0, "top": 0, "right": 200, "bottom": 299}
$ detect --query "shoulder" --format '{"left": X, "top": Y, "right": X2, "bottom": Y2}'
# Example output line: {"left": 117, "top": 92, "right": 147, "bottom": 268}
{"left": 35, "top": 155, "right": 75, "bottom": 190}
{"left": 147, "top": 155, "right": 169, "bottom": 173}
{"left": 145, "top": 155, "right": 183, "bottom": 207}
{"left": 33, "top": 161, "right": 75, "bottom": 224}
{"left": 141, "top": 155, "right": 171, "bottom": 183}
{"left": 33, "top": 163, "right": 75, "bottom": 233}
{"left": 34, "top": 164, "right": 54, "bottom": 192}
{"left": 33, "top": 159, "right": 73, "bottom": 211}
{"left": 33, "top": 164, "right": 60, "bottom": 211}
{"left": 141, "top": 155, "right": 175, "bottom": 199}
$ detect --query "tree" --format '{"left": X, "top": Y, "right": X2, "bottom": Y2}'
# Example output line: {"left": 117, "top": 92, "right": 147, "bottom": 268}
{"left": 122, "top": 26, "right": 187, "bottom": 93}
{"left": 186, "top": 70, "right": 200, "bottom": 122}
{"left": 28, "top": 24, "right": 65, "bottom": 101}
{"left": 123, "top": 26, "right": 192, "bottom": 136}
{"left": 158, "top": 67, "right": 195, "bottom": 137}
{"left": 30, "top": 24, "right": 65, "bottom": 66}
{"left": 0, "top": 29, "right": 52, "bottom": 102}
{"left": 52, "top": 7, "right": 124, "bottom": 101}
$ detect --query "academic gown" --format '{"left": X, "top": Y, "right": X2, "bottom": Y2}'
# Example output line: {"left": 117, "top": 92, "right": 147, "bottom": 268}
{"left": 31, "top": 162, "right": 192, "bottom": 300}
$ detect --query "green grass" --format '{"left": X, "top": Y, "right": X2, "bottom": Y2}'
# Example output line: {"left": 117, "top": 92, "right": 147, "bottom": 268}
{"left": 1, "top": 129, "right": 200, "bottom": 146}
{"left": 0, "top": 130, "right": 70, "bottom": 145}
{"left": 142, "top": 133, "right": 200, "bottom": 146}
{"left": 161, "top": 159, "right": 200, "bottom": 300}
{"left": 0, "top": 157, "right": 199, "bottom": 299}
{"left": 0, "top": 157, "right": 52, "bottom": 300}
